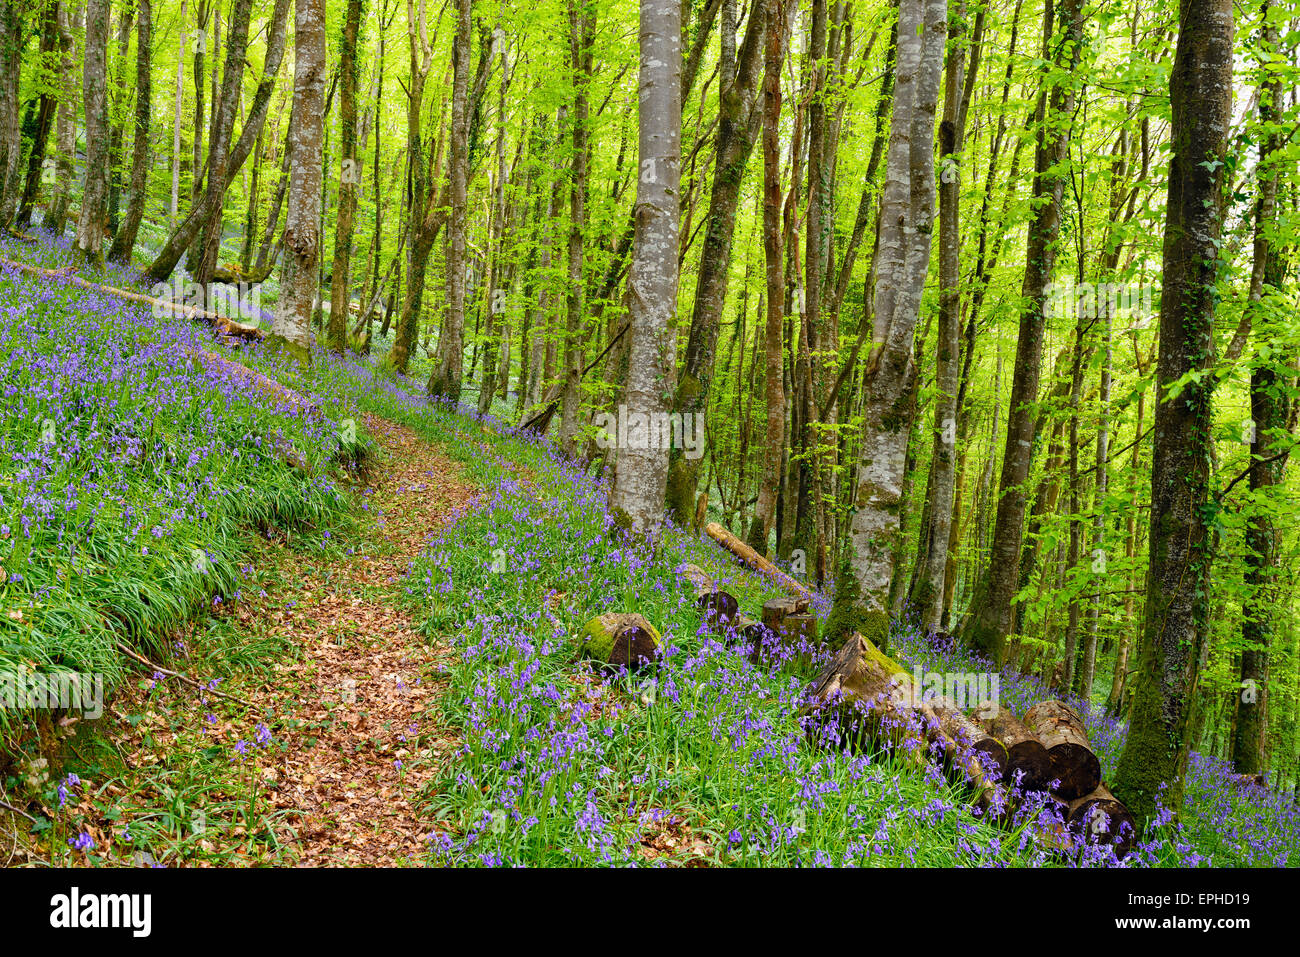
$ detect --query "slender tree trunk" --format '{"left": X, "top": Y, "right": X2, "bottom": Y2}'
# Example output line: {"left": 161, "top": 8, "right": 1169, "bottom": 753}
{"left": 747, "top": 0, "right": 788, "bottom": 556}
{"left": 913, "top": 0, "right": 967, "bottom": 632}
{"left": 961, "top": 0, "right": 1084, "bottom": 664}
{"left": 107, "top": 0, "right": 151, "bottom": 264}
{"left": 43, "top": 0, "right": 78, "bottom": 235}
{"left": 555, "top": 0, "right": 594, "bottom": 454}
{"left": 16, "top": 0, "right": 61, "bottom": 229}
{"left": 328, "top": 0, "right": 364, "bottom": 353}
{"left": 143, "top": 0, "right": 290, "bottom": 284}
{"left": 74, "top": 0, "right": 112, "bottom": 265}
{"left": 0, "top": 0, "right": 28, "bottom": 226}
{"left": 666, "top": 0, "right": 766, "bottom": 524}
{"left": 1234, "top": 9, "right": 1290, "bottom": 774}
{"left": 1114, "top": 0, "right": 1232, "bottom": 823}
{"left": 427, "top": 0, "right": 473, "bottom": 400}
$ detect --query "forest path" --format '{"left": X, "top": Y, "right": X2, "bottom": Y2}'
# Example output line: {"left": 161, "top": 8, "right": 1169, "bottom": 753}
{"left": 207, "top": 413, "right": 474, "bottom": 866}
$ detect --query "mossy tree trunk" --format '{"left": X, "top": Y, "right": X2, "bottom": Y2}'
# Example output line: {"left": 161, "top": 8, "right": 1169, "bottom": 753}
{"left": 1113, "top": 0, "right": 1232, "bottom": 823}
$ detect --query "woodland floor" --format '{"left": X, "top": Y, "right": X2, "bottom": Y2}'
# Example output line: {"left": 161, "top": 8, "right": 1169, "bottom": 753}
{"left": 29, "top": 414, "right": 478, "bottom": 867}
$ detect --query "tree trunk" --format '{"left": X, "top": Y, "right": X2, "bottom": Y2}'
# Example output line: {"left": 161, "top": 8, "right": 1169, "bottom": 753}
{"left": 747, "top": 0, "right": 787, "bottom": 557}
{"left": 1024, "top": 699, "right": 1102, "bottom": 801}
{"left": 838, "top": 0, "right": 946, "bottom": 623}
{"left": 555, "top": 0, "right": 594, "bottom": 454}
{"left": 608, "top": 0, "right": 680, "bottom": 538}
{"left": 1233, "top": 7, "right": 1290, "bottom": 775}
{"left": 143, "top": 0, "right": 290, "bottom": 285}
{"left": 961, "top": 0, "right": 1084, "bottom": 665}
{"left": 328, "top": 0, "right": 364, "bottom": 353}
{"left": 107, "top": 0, "right": 152, "bottom": 264}
{"left": 44, "top": 0, "right": 79, "bottom": 236}
{"left": 1113, "top": 0, "right": 1232, "bottom": 823}
{"left": 268, "top": 0, "right": 326, "bottom": 364}
{"left": 913, "top": 0, "right": 967, "bottom": 632}
{"left": 426, "top": 0, "right": 473, "bottom": 401}
{"left": 0, "top": 0, "right": 28, "bottom": 226}
{"left": 665, "top": 0, "right": 766, "bottom": 525}
{"left": 16, "top": 0, "right": 60, "bottom": 229}
{"left": 74, "top": 0, "right": 111, "bottom": 265}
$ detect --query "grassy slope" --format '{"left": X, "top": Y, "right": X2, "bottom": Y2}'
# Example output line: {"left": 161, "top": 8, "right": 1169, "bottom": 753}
{"left": 1, "top": 229, "right": 1294, "bottom": 867}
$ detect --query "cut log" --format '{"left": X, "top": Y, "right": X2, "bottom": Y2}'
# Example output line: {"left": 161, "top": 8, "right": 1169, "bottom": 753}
{"left": 678, "top": 563, "right": 740, "bottom": 633}
{"left": 801, "top": 634, "right": 1004, "bottom": 810}
{"left": 980, "top": 711, "right": 1053, "bottom": 792}
{"left": 579, "top": 613, "right": 662, "bottom": 671}
{"left": 703, "top": 521, "right": 813, "bottom": 599}
{"left": 932, "top": 699, "right": 1009, "bottom": 780}
{"left": 1067, "top": 784, "right": 1136, "bottom": 860}
{"left": 800, "top": 632, "right": 925, "bottom": 763}
{"left": 1023, "top": 700, "right": 1102, "bottom": 800}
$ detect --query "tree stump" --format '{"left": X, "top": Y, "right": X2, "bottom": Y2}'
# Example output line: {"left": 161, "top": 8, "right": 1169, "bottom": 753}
{"left": 679, "top": 563, "right": 740, "bottom": 633}
{"left": 579, "top": 613, "right": 662, "bottom": 671}
{"left": 1024, "top": 700, "right": 1101, "bottom": 800}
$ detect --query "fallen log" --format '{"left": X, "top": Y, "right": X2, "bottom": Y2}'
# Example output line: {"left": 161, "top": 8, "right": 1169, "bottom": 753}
{"left": 800, "top": 632, "right": 927, "bottom": 764}
{"left": 0, "top": 256, "right": 266, "bottom": 340}
{"left": 579, "top": 613, "right": 662, "bottom": 672}
{"left": 980, "top": 711, "right": 1053, "bottom": 792}
{"left": 679, "top": 563, "right": 740, "bottom": 632}
{"left": 703, "top": 521, "right": 812, "bottom": 600}
{"left": 191, "top": 349, "right": 319, "bottom": 417}
{"left": 1068, "top": 784, "right": 1136, "bottom": 860}
{"left": 801, "top": 634, "right": 1004, "bottom": 808}
{"left": 1023, "top": 700, "right": 1102, "bottom": 800}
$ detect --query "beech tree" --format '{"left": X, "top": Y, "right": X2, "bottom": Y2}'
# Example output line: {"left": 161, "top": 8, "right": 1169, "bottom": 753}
{"left": 269, "top": 0, "right": 326, "bottom": 362}
{"left": 832, "top": 0, "right": 946, "bottom": 642}
{"left": 609, "top": 0, "right": 680, "bottom": 536}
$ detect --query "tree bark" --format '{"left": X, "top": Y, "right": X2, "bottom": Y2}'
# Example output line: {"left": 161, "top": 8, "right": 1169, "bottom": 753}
{"left": 1233, "top": 6, "right": 1290, "bottom": 775}
{"left": 665, "top": 0, "right": 766, "bottom": 525}
{"left": 426, "top": 0, "right": 473, "bottom": 401}
{"left": 746, "top": 0, "right": 788, "bottom": 556}
{"left": 838, "top": 0, "right": 946, "bottom": 621}
{"left": 913, "top": 0, "right": 967, "bottom": 632}
{"left": 45, "top": 0, "right": 80, "bottom": 236}
{"left": 609, "top": 0, "right": 680, "bottom": 537}
{"left": 328, "top": 0, "right": 364, "bottom": 353}
{"left": 268, "top": 0, "right": 326, "bottom": 364}
{"left": 74, "top": 0, "right": 111, "bottom": 265}
{"left": 1113, "top": 0, "right": 1232, "bottom": 824}
{"left": 961, "top": 0, "right": 1084, "bottom": 665}
{"left": 107, "top": 0, "right": 152, "bottom": 264}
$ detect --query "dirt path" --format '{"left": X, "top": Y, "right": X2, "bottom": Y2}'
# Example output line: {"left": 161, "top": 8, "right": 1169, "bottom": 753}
{"left": 208, "top": 414, "right": 474, "bottom": 866}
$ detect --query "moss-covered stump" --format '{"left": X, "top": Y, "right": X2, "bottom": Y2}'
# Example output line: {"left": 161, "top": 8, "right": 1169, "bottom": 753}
{"left": 579, "top": 613, "right": 663, "bottom": 672}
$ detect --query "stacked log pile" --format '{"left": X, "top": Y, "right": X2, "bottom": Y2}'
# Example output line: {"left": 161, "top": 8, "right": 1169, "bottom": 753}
{"left": 699, "top": 518, "right": 1137, "bottom": 859}
{"left": 801, "top": 633, "right": 1136, "bottom": 858}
